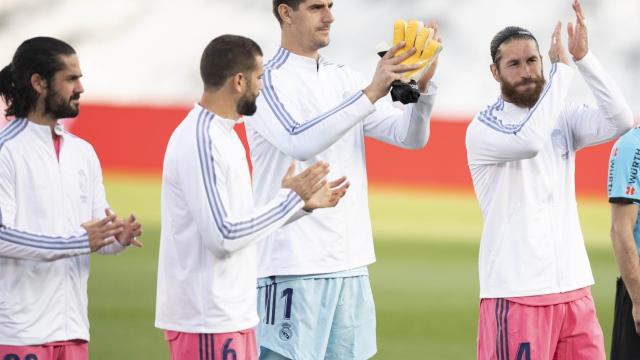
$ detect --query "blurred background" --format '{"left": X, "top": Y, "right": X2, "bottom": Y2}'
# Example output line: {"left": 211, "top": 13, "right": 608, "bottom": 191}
{"left": 0, "top": 0, "right": 636, "bottom": 358}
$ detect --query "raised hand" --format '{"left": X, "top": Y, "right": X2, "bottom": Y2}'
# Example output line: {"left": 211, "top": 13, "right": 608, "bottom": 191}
{"left": 106, "top": 209, "right": 143, "bottom": 248}
{"left": 81, "top": 213, "right": 122, "bottom": 252}
{"left": 363, "top": 41, "right": 422, "bottom": 104}
{"left": 281, "top": 161, "right": 330, "bottom": 201}
{"left": 548, "top": 21, "right": 570, "bottom": 65}
{"left": 303, "top": 176, "right": 350, "bottom": 211}
{"left": 417, "top": 21, "right": 442, "bottom": 92}
{"left": 567, "top": 0, "right": 588, "bottom": 61}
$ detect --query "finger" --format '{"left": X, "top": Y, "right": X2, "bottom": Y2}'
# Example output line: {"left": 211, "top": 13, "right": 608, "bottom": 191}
{"left": 310, "top": 179, "right": 328, "bottom": 194}
{"left": 390, "top": 63, "right": 423, "bottom": 74}
{"left": 387, "top": 47, "right": 417, "bottom": 65}
{"left": 96, "top": 215, "right": 116, "bottom": 226}
{"left": 104, "top": 227, "right": 124, "bottom": 238}
{"left": 552, "top": 21, "right": 561, "bottom": 45}
{"left": 334, "top": 181, "right": 350, "bottom": 193}
{"left": 404, "top": 20, "right": 422, "bottom": 49}
{"left": 567, "top": 22, "right": 574, "bottom": 40}
{"left": 414, "top": 27, "right": 430, "bottom": 54}
{"left": 306, "top": 166, "right": 330, "bottom": 186}
{"left": 574, "top": 0, "right": 585, "bottom": 22}
{"left": 335, "top": 190, "right": 347, "bottom": 200}
{"left": 392, "top": 20, "right": 405, "bottom": 47}
{"left": 301, "top": 163, "right": 329, "bottom": 183}
{"left": 285, "top": 161, "right": 296, "bottom": 179}
{"left": 427, "top": 22, "right": 439, "bottom": 39}
{"left": 105, "top": 208, "right": 114, "bottom": 217}
{"left": 296, "top": 163, "right": 320, "bottom": 182}
{"left": 384, "top": 41, "right": 406, "bottom": 59}
{"left": 132, "top": 238, "right": 144, "bottom": 247}
{"left": 303, "top": 161, "right": 328, "bottom": 178}
{"left": 128, "top": 213, "right": 136, "bottom": 223}
{"left": 328, "top": 176, "right": 347, "bottom": 188}
{"left": 100, "top": 221, "right": 122, "bottom": 233}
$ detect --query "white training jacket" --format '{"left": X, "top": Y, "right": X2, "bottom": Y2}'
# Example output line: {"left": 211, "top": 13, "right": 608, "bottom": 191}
{"left": 245, "top": 48, "right": 436, "bottom": 277}
{"left": 466, "top": 52, "right": 634, "bottom": 298}
{"left": 0, "top": 118, "right": 125, "bottom": 345}
{"left": 155, "top": 104, "right": 307, "bottom": 333}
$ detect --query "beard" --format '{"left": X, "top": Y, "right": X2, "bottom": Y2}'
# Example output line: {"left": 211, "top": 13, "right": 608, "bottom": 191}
{"left": 236, "top": 90, "right": 258, "bottom": 116}
{"left": 44, "top": 90, "right": 80, "bottom": 118}
{"left": 500, "top": 74, "right": 546, "bottom": 108}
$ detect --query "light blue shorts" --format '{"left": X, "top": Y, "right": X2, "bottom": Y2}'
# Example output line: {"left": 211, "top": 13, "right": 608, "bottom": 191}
{"left": 256, "top": 268, "right": 376, "bottom": 360}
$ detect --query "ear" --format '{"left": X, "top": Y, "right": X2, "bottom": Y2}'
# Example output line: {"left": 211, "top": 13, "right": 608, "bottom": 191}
{"left": 490, "top": 63, "right": 500, "bottom": 83}
{"left": 278, "top": 4, "right": 294, "bottom": 25}
{"left": 231, "top": 72, "right": 245, "bottom": 93}
{"left": 30, "top": 73, "right": 48, "bottom": 95}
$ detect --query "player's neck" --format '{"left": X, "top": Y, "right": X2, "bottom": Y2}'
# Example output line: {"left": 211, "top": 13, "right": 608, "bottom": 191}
{"left": 199, "top": 92, "right": 240, "bottom": 121}
{"left": 281, "top": 35, "right": 320, "bottom": 62}
{"left": 27, "top": 109, "right": 58, "bottom": 134}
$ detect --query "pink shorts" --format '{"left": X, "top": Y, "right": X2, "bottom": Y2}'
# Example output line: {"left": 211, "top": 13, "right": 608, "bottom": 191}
{"left": 0, "top": 340, "right": 88, "bottom": 360}
{"left": 164, "top": 328, "right": 257, "bottom": 360}
{"left": 477, "top": 294, "right": 605, "bottom": 360}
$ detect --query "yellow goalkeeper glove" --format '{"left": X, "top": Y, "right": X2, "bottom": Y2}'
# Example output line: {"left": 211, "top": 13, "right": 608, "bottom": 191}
{"left": 376, "top": 19, "right": 443, "bottom": 104}
{"left": 392, "top": 19, "right": 443, "bottom": 81}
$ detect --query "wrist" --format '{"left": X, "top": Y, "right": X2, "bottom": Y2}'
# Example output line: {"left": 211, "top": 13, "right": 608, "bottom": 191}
{"left": 572, "top": 50, "right": 588, "bottom": 62}
{"left": 363, "top": 86, "right": 381, "bottom": 104}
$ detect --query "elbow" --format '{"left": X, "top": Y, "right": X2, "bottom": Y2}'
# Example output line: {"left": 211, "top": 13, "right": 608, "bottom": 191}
{"left": 283, "top": 145, "right": 317, "bottom": 162}
{"left": 622, "top": 111, "right": 635, "bottom": 132}
{"left": 610, "top": 224, "right": 623, "bottom": 247}
{"left": 208, "top": 242, "right": 232, "bottom": 258}
{"left": 407, "top": 133, "right": 430, "bottom": 150}
{"left": 613, "top": 108, "right": 635, "bottom": 135}
{"left": 398, "top": 128, "right": 430, "bottom": 150}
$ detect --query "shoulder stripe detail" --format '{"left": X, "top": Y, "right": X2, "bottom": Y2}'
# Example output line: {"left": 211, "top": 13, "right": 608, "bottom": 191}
{"left": 196, "top": 109, "right": 301, "bottom": 240}
{"left": 478, "top": 63, "right": 559, "bottom": 134}
{"left": 264, "top": 48, "right": 290, "bottom": 71}
{"left": 261, "top": 69, "right": 364, "bottom": 135}
{"left": 0, "top": 118, "right": 28, "bottom": 151}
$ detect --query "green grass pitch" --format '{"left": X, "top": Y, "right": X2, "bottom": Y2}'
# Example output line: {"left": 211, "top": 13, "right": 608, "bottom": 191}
{"left": 87, "top": 175, "right": 618, "bottom": 359}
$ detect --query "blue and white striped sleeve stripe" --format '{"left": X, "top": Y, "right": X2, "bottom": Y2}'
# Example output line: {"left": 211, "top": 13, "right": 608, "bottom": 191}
{"left": 196, "top": 109, "right": 302, "bottom": 240}
{"left": 478, "top": 63, "right": 559, "bottom": 134}
{"left": 261, "top": 48, "right": 366, "bottom": 135}
{"left": 0, "top": 118, "right": 90, "bottom": 251}
{"left": 0, "top": 227, "right": 89, "bottom": 250}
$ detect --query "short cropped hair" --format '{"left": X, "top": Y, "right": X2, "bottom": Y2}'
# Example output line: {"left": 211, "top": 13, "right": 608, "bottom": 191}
{"left": 200, "top": 34, "right": 263, "bottom": 90}
{"left": 273, "top": 0, "right": 305, "bottom": 25}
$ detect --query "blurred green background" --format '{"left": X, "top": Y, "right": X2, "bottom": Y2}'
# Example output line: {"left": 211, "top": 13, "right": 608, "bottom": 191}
{"left": 89, "top": 175, "right": 616, "bottom": 359}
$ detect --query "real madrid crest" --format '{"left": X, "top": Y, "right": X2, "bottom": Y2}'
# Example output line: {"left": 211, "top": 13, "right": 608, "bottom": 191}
{"left": 279, "top": 322, "right": 292, "bottom": 342}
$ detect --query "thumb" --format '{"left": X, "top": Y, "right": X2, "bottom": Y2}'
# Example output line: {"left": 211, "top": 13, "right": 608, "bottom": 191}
{"left": 285, "top": 161, "right": 296, "bottom": 179}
